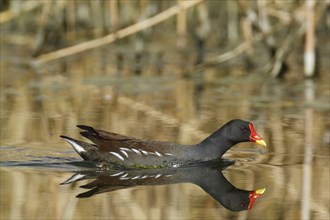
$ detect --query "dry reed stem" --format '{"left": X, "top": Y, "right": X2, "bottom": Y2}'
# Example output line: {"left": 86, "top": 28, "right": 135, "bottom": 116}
{"left": 304, "top": 0, "right": 316, "bottom": 77}
{"left": 200, "top": 8, "right": 303, "bottom": 70}
{"left": 31, "top": 0, "right": 202, "bottom": 66}
{"left": 0, "top": 0, "right": 45, "bottom": 24}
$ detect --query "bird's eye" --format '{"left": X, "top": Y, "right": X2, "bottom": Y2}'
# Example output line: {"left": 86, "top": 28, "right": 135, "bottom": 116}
{"left": 241, "top": 127, "right": 247, "bottom": 133}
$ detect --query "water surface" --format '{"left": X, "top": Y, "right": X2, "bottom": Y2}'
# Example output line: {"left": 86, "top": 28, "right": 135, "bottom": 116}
{"left": 1, "top": 49, "right": 329, "bottom": 220}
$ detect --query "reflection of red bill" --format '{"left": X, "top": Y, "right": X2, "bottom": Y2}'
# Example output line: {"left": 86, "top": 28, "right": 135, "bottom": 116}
{"left": 248, "top": 188, "right": 266, "bottom": 210}
{"left": 249, "top": 123, "right": 267, "bottom": 146}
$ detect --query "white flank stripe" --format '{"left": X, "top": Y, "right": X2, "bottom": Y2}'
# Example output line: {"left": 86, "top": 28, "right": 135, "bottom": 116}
{"left": 155, "top": 151, "right": 162, "bottom": 157}
{"left": 132, "top": 148, "right": 141, "bottom": 155}
{"left": 121, "top": 173, "right": 128, "bottom": 178}
{"left": 111, "top": 171, "right": 125, "bottom": 177}
{"left": 110, "top": 152, "right": 125, "bottom": 161}
{"left": 155, "top": 174, "right": 162, "bottom": 178}
{"left": 141, "top": 150, "right": 149, "bottom": 155}
{"left": 65, "top": 139, "right": 86, "bottom": 153}
{"left": 165, "top": 153, "right": 173, "bottom": 156}
{"left": 120, "top": 150, "right": 129, "bottom": 158}
{"left": 120, "top": 147, "right": 131, "bottom": 152}
{"left": 131, "top": 175, "right": 141, "bottom": 180}
{"left": 120, "top": 177, "right": 130, "bottom": 180}
{"left": 141, "top": 175, "right": 149, "bottom": 179}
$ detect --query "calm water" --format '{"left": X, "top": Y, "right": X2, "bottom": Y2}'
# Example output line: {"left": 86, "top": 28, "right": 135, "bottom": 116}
{"left": 1, "top": 48, "right": 329, "bottom": 220}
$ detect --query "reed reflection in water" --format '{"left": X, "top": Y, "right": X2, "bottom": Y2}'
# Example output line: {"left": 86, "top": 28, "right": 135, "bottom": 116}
{"left": 1, "top": 52, "right": 329, "bottom": 219}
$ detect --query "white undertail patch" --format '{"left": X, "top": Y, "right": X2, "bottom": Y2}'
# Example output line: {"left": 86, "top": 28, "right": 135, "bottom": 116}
{"left": 61, "top": 174, "right": 86, "bottom": 184}
{"left": 64, "top": 138, "right": 86, "bottom": 154}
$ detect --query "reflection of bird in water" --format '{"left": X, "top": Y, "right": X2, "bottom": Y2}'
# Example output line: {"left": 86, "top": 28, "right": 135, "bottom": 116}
{"left": 61, "top": 161, "right": 266, "bottom": 211}
{"left": 60, "top": 119, "right": 266, "bottom": 169}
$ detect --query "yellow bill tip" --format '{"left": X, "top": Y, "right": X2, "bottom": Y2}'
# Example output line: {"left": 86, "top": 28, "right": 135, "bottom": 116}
{"left": 256, "top": 139, "right": 267, "bottom": 147}
{"left": 255, "top": 188, "right": 266, "bottom": 195}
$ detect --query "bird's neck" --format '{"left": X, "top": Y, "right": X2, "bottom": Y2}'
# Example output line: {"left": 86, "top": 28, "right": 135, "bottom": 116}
{"left": 197, "top": 127, "right": 234, "bottom": 159}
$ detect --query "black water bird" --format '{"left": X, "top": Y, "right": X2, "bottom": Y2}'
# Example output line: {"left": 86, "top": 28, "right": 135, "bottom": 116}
{"left": 61, "top": 161, "right": 266, "bottom": 211}
{"left": 60, "top": 119, "right": 266, "bottom": 169}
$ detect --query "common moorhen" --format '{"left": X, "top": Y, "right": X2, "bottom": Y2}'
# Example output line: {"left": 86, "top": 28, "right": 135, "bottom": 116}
{"left": 60, "top": 119, "right": 266, "bottom": 168}
{"left": 61, "top": 161, "right": 266, "bottom": 211}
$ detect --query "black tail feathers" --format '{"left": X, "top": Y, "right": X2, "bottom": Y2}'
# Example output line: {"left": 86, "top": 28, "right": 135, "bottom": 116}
{"left": 77, "top": 125, "right": 99, "bottom": 139}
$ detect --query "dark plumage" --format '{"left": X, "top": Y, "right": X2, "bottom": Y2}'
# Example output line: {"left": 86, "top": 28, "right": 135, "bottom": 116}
{"left": 60, "top": 119, "right": 266, "bottom": 168}
{"left": 61, "top": 162, "right": 266, "bottom": 211}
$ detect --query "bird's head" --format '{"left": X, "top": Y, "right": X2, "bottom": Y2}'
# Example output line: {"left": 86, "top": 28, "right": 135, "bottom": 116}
{"left": 223, "top": 187, "right": 266, "bottom": 211}
{"left": 224, "top": 119, "right": 267, "bottom": 147}
{"left": 247, "top": 188, "right": 266, "bottom": 210}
